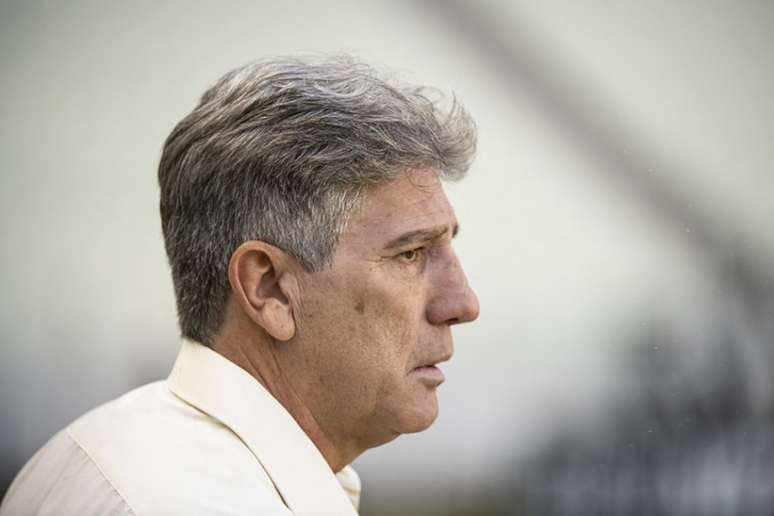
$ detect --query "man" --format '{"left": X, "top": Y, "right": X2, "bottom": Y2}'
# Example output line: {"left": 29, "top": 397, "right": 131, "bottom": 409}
{"left": 0, "top": 55, "right": 479, "bottom": 515}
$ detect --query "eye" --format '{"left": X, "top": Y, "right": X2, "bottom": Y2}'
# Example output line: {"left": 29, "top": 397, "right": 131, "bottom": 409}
{"left": 397, "top": 247, "right": 425, "bottom": 264}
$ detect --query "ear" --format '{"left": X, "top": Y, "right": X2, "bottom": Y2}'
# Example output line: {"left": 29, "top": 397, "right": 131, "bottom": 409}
{"left": 227, "top": 241, "right": 299, "bottom": 341}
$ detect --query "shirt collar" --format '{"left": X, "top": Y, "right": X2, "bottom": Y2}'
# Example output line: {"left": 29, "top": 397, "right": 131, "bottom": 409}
{"left": 167, "top": 339, "right": 360, "bottom": 515}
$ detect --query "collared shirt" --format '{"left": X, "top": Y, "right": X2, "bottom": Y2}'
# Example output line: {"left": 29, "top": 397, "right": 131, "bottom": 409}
{"left": 0, "top": 340, "right": 361, "bottom": 516}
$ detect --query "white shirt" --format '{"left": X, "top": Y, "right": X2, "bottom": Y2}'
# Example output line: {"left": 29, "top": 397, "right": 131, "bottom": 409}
{"left": 0, "top": 340, "right": 361, "bottom": 516}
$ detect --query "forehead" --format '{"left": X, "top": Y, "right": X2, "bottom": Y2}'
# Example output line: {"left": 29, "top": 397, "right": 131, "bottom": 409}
{"left": 340, "top": 169, "right": 457, "bottom": 247}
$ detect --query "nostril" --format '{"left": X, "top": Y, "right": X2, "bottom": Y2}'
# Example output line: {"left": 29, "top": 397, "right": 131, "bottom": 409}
{"left": 427, "top": 288, "right": 479, "bottom": 326}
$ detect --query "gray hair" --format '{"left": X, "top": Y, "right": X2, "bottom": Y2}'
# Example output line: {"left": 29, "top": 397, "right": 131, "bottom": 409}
{"left": 158, "top": 54, "right": 476, "bottom": 347}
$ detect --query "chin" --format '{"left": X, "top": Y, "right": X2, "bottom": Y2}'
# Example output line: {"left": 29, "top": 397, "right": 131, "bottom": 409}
{"left": 369, "top": 401, "right": 438, "bottom": 448}
{"left": 398, "top": 397, "right": 440, "bottom": 434}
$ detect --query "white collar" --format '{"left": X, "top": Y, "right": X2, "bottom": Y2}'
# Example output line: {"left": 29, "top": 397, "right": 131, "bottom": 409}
{"left": 168, "top": 339, "right": 360, "bottom": 515}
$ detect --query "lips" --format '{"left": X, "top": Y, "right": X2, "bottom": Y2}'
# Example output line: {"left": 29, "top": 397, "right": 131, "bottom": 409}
{"left": 411, "top": 364, "right": 446, "bottom": 385}
{"left": 414, "top": 351, "right": 453, "bottom": 370}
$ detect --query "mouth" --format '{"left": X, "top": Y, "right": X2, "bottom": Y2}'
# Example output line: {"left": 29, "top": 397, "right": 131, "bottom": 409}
{"left": 418, "top": 350, "right": 453, "bottom": 368}
{"left": 411, "top": 364, "right": 445, "bottom": 385}
{"left": 410, "top": 353, "right": 452, "bottom": 385}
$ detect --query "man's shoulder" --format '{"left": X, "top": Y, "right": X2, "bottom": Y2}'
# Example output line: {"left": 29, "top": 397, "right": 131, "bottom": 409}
{"left": 68, "top": 380, "right": 211, "bottom": 451}
{"left": 69, "top": 381, "right": 289, "bottom": 514}
{"left": 2, "top": 381, "right": 290, "bottom": 516}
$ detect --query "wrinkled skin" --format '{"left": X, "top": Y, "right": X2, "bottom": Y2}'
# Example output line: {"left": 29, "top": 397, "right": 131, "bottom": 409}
{"left": 217, "top": 168, "right": 479, "bottom": 471}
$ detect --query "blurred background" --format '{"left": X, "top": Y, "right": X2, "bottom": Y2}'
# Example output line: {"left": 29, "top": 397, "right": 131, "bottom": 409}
{"left": 1, "top": 1, "right": 773, "bottom": 515}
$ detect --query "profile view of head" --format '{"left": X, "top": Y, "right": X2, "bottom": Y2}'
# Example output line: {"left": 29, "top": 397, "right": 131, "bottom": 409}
{"left": 157, "top": 55, "right": 480, "bottom": 471}
{"left": 0, "top": 54, "right": 480, "bottom": 516}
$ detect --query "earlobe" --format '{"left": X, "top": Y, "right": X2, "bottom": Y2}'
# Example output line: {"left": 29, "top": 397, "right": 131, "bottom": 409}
{"left": 267, "top": 298, "right": 296, "bottom": 341}
{"left": 228, "top": 241, "right": 297, "bottom": 341}
{"left": 274, "top": 272, "right": 300, "bottom": 340}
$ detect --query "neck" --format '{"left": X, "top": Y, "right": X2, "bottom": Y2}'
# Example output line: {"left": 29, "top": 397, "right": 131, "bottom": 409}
{"left": 212, "top": 327, "right": 358, "bottom": 472}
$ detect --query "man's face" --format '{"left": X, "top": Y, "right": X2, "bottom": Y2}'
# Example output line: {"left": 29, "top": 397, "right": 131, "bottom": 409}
{"left": 288, "top": 168, "right": 479, "bottom": 449}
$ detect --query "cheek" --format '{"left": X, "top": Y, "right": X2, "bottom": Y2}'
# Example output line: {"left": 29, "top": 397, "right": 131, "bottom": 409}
{"left": 299, "top": 275, "right": 424, "bottom": 382}
{"left": 352, "top": 288, "right": 421, "bottom": 365}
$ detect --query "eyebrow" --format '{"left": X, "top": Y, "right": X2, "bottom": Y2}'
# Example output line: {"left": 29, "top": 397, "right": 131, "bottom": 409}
{"left": 382, "top": 223, "right": 459, "bottom": 250}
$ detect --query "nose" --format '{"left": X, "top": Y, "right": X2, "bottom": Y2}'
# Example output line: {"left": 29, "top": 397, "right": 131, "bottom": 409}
{"left": 425, "top": 250, "right": 480, "bottom": 326}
